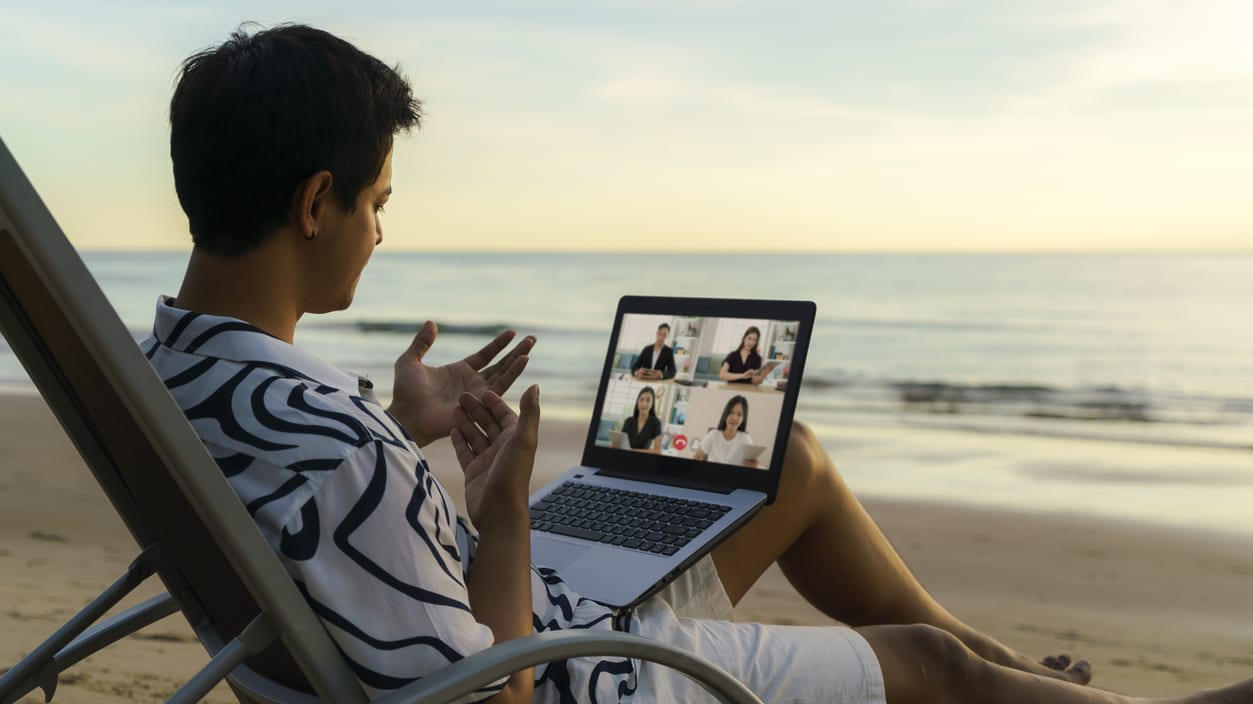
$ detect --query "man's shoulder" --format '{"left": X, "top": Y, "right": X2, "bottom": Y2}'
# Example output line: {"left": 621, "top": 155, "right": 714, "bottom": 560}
{"left": 146, "top": 340, "right": 402, "bottom": 464}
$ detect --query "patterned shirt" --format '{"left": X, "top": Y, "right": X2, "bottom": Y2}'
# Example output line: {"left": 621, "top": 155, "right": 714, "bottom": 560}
{"left": 143, "top": 298, "right": 637, "bottom": 702}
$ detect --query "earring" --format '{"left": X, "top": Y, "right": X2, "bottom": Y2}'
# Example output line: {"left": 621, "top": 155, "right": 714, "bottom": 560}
{"left": 305, "top": 230, "right": 317, "bottom": 240}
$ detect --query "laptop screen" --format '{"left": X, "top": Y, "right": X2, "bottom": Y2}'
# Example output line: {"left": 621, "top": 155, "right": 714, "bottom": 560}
{"left": 582, "top": 296, "right": 815, "bottom": 504}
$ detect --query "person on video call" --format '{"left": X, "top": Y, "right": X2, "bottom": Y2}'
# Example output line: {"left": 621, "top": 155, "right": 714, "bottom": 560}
{"left": 611, "top": 386, "right": 662, "bottom": 453}
{"left": 692, "top": 395, "right": 758, "bottom": 467}
{"left": 630, "top": 322, "right": 675, "bottom": 380}
{"left": 719, "top": 326, "right": 767, "bottom": 385}
{"left": 146, "top": 23, "right": 1253, "bottom": 704}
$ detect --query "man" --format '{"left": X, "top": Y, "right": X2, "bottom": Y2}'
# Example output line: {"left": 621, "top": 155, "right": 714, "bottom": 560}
{"left": 631, "top": 323, "right": 676, "bottom": 380}
{"left": 148, "top": 23, "right": 1253, "bottom": 704}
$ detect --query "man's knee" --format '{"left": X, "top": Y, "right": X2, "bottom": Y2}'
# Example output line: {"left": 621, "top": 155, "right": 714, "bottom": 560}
{"left": 861, "top": 624, "right": 990, "bottom": 704}
{"left": 894, "top": 624, "right": 988, "bottom": 694}
{"left": 785, "top": 419, "right": 816, "bottom": 462}
{"left": 790, "top": 419, "right": 816, "bottom": 443}
{"left": 784, "top": 420, "right": 844, "bottom": 491}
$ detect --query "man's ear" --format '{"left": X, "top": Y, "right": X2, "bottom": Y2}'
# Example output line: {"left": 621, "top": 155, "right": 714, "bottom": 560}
{"left": 293, "top": 171, "right": 335, "bottom": 239}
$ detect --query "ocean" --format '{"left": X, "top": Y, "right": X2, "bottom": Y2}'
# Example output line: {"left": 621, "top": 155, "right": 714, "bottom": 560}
{"left": 2, "top": 251, "right": 1252, "bottom": 536}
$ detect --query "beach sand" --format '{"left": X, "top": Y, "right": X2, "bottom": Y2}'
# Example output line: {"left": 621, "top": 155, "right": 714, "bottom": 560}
{"left": 2, "top": 393, "right": 1251, "bottom": 702}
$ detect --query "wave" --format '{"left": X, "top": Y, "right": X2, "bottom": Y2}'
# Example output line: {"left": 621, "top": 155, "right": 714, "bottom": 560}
{"left": 302, "top": 318, "right": 603, "bottom": 338}
{"left": 896, "top": 417, "right": 1253, "bottom": 452}
{"left": 796, "top": 376, "right": 1253, "bottom": 432}
{"left": 797, "top": 400, "right": 1253, "bottom": 452}
{"left": 300, "top": 313, "right": 1036, "bottom": 339}
{"left": 890, "top": 381, "right": 1152, "bottom": 422}
{"left": 816, "top": 315, "right": 1013, "bottom": 333}
{"left": 355, "top": 321, "right": 512, "bottom": 336}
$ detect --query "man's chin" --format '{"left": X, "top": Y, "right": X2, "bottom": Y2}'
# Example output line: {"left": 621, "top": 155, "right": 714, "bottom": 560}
{"left": 308, "top": 292, "right": 356, "bottom": 315}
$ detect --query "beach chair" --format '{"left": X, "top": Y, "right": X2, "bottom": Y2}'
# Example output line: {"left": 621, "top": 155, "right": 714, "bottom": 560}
{"left": 0, "top": 135, "right": 762, "bottom": 704}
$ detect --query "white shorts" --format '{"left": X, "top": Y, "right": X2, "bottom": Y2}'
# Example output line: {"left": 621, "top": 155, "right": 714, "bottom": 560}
{"left": 629, "top": 556, "right": 887, "bottom": 704}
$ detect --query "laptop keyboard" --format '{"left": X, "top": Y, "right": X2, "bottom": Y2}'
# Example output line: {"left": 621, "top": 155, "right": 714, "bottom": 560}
{"left": 529, "top": 482, "right": 733, "bottom": 556}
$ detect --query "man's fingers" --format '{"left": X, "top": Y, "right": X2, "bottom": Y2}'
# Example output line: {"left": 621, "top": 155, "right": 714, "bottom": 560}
{"left": 450, "top": 428, "right": 477, "bottom": 470}
{"left": 472, "top": 389, "right": 520, "bottom": 434}
{"left": 402, "top": 321, "right": 438, "bottom": 363}
{"left": 459, "top": 392, "right": 503, "bottom": 440}
{"left": 487, "top": 356, "right": 530, "bottom": 396}
{"left": 482, "top": 335, "right": 536, "bottom": 381}
{"left": 452, "top": 405, "right": 490, "bottom": 457}
{"left": 463, "top": 329, "right": 517, "bottom": 370}
{"left": 516, "top": 385, "right": 541, "bottom": 441}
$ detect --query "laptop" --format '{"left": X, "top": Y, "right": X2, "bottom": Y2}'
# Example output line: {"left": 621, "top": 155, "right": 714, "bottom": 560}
{"left": 529, "top": 296, "right": 815, "bottom": 607}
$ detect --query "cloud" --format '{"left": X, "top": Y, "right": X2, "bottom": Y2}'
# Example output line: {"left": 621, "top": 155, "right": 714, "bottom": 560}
{"left": 1011, "top": 0, "right": 1253, "bottom": 109}
{"left": 0, "top": 6, "right": 187, "bottom": 78}
{"left": 591, "top": 69, "right": 904, "bottom": 124}
{"left": 594, "top": 73, "right": 685, "bottom": 102}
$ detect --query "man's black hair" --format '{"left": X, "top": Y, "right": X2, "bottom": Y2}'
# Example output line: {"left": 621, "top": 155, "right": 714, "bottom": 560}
{"left": 170, "top": 24, "right": 422, "bottom": 255}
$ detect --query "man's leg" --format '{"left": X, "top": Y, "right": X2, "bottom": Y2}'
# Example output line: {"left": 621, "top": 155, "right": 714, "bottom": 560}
{"left": 711, "top": 421, "right": 1091, "bottom": 683}
{"left": 859, "top": 623, "right": 1253, "bottom": 704}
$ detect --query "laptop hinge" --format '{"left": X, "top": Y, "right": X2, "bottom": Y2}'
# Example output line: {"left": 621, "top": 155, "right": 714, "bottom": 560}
{"left": 593, "top": 468, "right": 735, "bottom": 495}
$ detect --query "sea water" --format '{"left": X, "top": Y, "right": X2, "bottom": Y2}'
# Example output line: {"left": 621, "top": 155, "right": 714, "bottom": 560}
{"left": 2, "top": 251, "right": 1251, "bottom": 535}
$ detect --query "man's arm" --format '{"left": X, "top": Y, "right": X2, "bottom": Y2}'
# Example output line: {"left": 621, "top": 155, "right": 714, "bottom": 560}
{"left": 451, "top": 388, "right": 541, "bottom": 704}
{"left": 630, "top": 347, "right": 648, "bottom": 378}
{"left": 467, "top": 505, "right": 532, "bottom": 704}
{"left": 659, "top": 346, "right": 676, "bottom": 379}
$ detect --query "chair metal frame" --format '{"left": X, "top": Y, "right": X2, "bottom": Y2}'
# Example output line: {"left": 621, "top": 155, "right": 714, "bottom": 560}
{"left": 0, "top": 135, "right": 762, "bottom": 704}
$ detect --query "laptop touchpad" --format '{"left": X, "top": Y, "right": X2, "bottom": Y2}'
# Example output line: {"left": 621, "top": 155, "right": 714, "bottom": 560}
{"left": 531, "top": 537, "right": 590, "bottom": 571}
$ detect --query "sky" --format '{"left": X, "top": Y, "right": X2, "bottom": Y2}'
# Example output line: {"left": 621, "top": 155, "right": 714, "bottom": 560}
{"left": 2, "top": 0, "right": 1252, "bottom": 252}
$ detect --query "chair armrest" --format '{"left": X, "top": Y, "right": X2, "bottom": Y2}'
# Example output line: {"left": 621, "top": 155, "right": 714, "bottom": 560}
{"left": 372, "top": 630, "right": 762, "bottom": 704}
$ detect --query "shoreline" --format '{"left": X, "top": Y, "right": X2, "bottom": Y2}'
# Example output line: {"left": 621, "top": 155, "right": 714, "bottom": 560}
{"left": 2, "top": 393, "right": 1251, "bottom": 701}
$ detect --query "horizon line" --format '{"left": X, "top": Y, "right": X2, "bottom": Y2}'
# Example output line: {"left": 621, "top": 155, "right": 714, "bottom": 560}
{"left": 75, "top": 245, "right": 1253, "bottom": 256}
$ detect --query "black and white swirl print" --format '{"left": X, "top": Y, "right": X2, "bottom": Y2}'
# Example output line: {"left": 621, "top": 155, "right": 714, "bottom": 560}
{"left": 145, "top": 298, "right": 637, "bottom": 703}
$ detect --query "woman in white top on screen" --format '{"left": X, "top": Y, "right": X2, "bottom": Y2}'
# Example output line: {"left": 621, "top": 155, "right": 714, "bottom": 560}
{"left": 693, "top": 395, "right": 758, "bottom": 467}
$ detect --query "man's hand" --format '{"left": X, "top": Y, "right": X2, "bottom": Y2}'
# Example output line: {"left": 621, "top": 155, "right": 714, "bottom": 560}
{"left": 451, "top": 386, "right": 540, "bottom": 527}
{"left": 388, "top": 322, "right": 535, "bottom": 447}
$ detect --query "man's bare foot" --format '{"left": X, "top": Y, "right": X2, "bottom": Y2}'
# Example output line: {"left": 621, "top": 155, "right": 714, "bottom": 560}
{"left": 1042, "top": 653, "right": 1093, "bottom": 685}
{"left": 950, "top": 622, "right": 1094, "bottom": 685}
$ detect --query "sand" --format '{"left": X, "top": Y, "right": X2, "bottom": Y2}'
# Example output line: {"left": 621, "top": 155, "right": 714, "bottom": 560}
{"left": 1, "top": 392, "right": 1251, "bottom": 702}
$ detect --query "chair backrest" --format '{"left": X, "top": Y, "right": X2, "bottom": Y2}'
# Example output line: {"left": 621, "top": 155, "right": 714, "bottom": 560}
{"left": 0, "top": 135, "right": 367, "bottom": 703}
